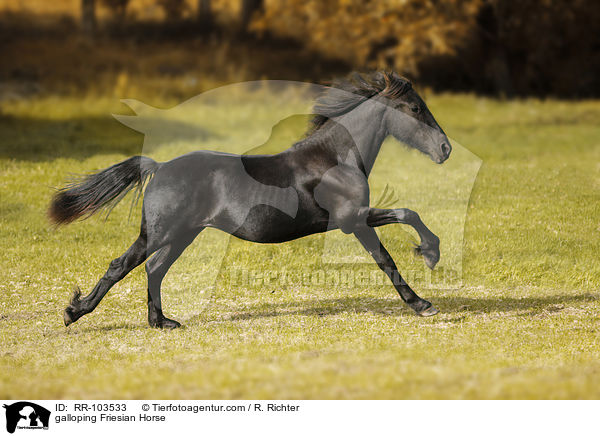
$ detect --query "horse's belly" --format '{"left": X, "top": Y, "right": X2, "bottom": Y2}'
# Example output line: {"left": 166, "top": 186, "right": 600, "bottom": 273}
{"left": 222, "top": 205, "right": 330, "bottom": 243}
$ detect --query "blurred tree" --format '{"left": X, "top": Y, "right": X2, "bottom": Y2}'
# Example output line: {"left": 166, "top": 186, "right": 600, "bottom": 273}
{"left": 62, "top": 0, "right": 600, "bottom": 96}
{"left": 251, "top": 0, "right": 481, "bottom": 76}
{"left": 198, "top": 0, "right": 212, "bottom": 26}
{"left": 475, "top": 0, "right": 513, "bottom": 96}
{"left": 241, "top": 0, "right": 263, "bottom": 32}
{"left": 102, "top": 0, "right": 130, "bottom": 24}
{"left": 81, "top": 0, "right": 96, "bottom": 36}
{"left": 157, "top": 0, "right": 188, "bottom": 20}
{"left": 467, "top": 0, "right": 600, "bottom": 96}
{"left": 249, "top": 0, "right": 599, "bottom": 96}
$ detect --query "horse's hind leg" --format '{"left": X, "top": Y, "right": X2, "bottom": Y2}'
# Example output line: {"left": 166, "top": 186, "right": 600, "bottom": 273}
{"left": 64, "top": 233, "right": 150, "bottom": 326}
{"left": 145, "top": 229, "right": 203, "bottom": 329}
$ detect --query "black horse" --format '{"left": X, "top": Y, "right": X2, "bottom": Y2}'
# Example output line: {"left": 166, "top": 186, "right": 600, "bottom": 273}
{"left": 49, "top": 71, "right": 451, "bottom": 329}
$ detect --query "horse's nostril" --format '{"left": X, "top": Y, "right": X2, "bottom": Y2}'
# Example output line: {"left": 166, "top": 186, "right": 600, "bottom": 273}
{"left": 441, "top": 142, "right": 451, "bottom": 157}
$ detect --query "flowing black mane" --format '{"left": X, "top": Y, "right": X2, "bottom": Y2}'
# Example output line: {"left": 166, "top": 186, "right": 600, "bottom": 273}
{"left": 310, "top": 71, "right": 412, "bottom": 132}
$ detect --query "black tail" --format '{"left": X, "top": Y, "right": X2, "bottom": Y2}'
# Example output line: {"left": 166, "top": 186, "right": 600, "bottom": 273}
{"left": 48, "top": 156, "right": 159, "bottom": 225}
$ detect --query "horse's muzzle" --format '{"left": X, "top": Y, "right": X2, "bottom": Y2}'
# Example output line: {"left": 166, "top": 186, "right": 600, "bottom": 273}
{"left": 435, "top": 141, "right": 452, "bottom": 163}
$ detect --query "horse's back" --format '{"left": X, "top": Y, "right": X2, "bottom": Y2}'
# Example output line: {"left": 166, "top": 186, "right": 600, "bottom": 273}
{"left": 142, "top": 150, "right": 297, "bottom": 235}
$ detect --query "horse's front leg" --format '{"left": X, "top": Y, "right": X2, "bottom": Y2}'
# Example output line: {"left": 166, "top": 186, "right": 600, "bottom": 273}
{"left": 313, "top": 165, "right": 437, "bottom": 315}
{"left": 366, "top": 208, "right": 440, "bottom": 269}
{"left": 354, "top": 227, "right": 439, "bottom": 317}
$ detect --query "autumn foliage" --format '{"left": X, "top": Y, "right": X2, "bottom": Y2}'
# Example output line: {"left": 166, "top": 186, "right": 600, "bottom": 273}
{"left": 1, "top": 0, "right": 598, "bottom": 97}
{"left": 253, "top": 0, "right": 479, "bottom": 77}
{"left": 252, "top": 0, "right": 599, "bottom": 97}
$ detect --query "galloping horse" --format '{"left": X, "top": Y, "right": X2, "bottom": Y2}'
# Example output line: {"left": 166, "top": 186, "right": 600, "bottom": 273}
{"left": 49, "top": 71, "right": 451, "bottom": 329}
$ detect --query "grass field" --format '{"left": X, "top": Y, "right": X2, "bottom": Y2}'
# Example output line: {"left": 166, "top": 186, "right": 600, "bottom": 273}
{"left": 0, "top": 88, "right": 599, "bottom": 399}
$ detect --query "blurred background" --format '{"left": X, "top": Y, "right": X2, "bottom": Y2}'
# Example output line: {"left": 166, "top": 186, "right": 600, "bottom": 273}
{"left": 1, "top": 0, "right": 599, "bottom": 100}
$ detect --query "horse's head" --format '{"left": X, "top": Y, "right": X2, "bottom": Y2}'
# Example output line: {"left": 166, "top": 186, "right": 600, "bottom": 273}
{"left": 378, "top": 72, "right": 451, "bottom": 164}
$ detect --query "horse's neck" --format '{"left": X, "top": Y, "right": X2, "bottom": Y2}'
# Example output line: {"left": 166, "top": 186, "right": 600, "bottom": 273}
{"left": 330, "top": 100, "right": 388, "bottom": 175}
{"left": 297, "top": 99, "right": 388, "bottom": 175}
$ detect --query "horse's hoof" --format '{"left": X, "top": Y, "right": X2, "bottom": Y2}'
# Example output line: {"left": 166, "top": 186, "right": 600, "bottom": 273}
{"left": 64, "top": 286, "right": 82, "bottom": 327}
{"left": 420, "top": 244, "right": 440, "bottom": 270}
{"left": 63, "top": 308, "right": 74, "bottom": 327}
{"left": 418, "top": 305, "right": 440, "bottom": 317}
{"left": 152, "top": 318, "right": 182, "bottom": 329}
{"left": 423, "top": 253, "right": 439, "bottom": 270}
{"left": 413, "top": 239, "right": 440, "bottom": 270}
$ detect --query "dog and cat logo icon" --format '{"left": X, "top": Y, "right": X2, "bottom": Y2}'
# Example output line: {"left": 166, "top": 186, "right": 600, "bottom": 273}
{"left": 3, "top": 402, "right": 50, "bottom": 433}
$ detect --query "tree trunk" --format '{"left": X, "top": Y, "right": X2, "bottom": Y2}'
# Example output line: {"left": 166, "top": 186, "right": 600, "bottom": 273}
{"left": 198, "top": 0, "right": 212, "bottom": 29}
{"left": 81, "top": 0, "right": 96, "bottom": 36}
{"left": 240, "top": 0, "right": 263, "bottom": 31}
{"left": 477, "top": 0, "right": 514, "bottom": 97}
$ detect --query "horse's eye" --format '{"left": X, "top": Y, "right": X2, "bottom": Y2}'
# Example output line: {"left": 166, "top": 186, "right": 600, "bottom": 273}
{"left": 411, "top": 105, "right": 420, "bottom": 114}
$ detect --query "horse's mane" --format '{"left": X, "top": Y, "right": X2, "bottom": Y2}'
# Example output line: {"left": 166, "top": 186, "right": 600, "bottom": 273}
{"left": 310, "top": 71, "right": 412, "bottom": 133}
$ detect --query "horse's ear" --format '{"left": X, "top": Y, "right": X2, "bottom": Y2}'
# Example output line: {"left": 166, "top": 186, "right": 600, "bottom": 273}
{"left": 382, "top": 71, "right": 412, "bottom": 97}
{"left": 2, "top": 405, "right": 6, "bottom": 408}
{"left": 383, "top": 71, "right": 392, "bottom": 90}
{"left": 382, "top": 71, "right": 400, "bottom": 96}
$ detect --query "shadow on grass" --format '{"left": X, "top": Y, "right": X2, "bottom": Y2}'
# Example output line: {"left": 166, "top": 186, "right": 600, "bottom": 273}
{"left": 65, "top": 322, "right": 149, "bottom": 334}
{"left": 0, "top": 114, "right": 216, "bottom": 162}
{"left": 223, "top": 293, "right": 599, "bottom": 322}
{"left": 49, "top": 293, "right": 598, "bottom": 332}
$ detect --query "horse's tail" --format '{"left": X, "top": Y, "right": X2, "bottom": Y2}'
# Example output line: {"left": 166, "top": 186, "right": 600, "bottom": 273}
{"left": 48, "top": 156, "right": 159, "bottom": 225}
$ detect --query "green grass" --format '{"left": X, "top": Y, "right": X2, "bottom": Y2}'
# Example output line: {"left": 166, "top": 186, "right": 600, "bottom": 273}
{"left": 0, "top": 90, "right": 599, "bottom": 399}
